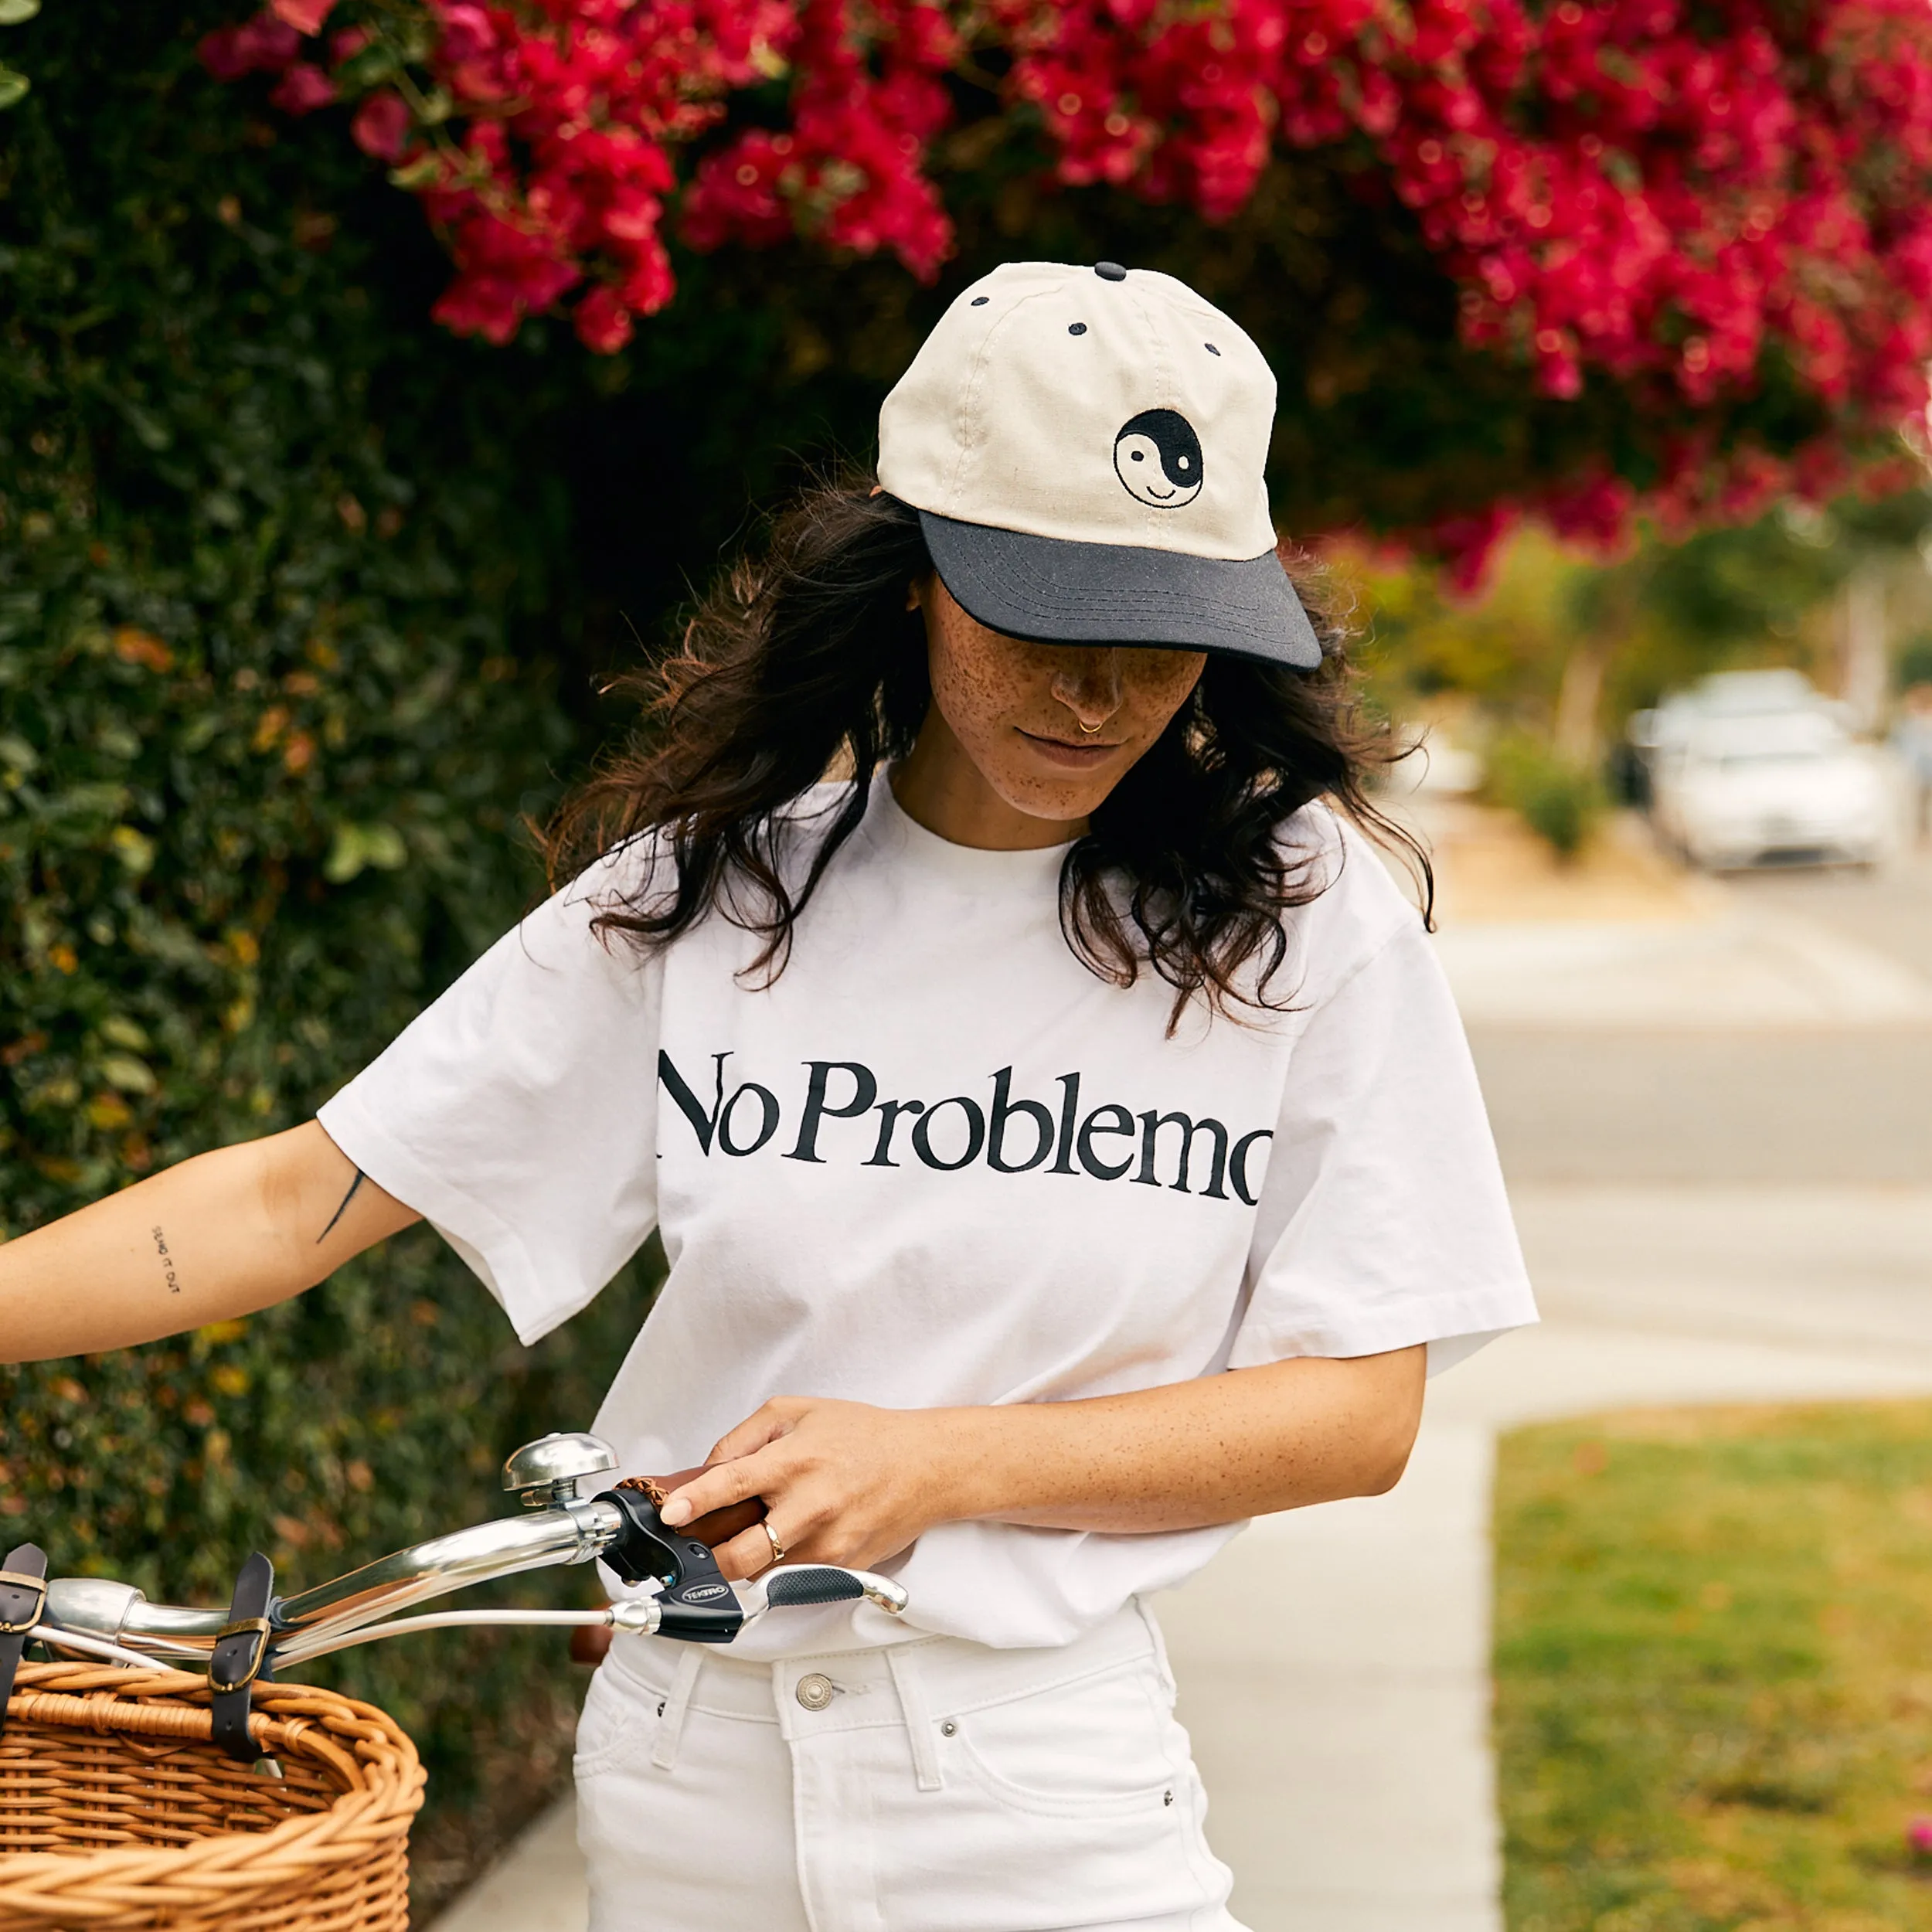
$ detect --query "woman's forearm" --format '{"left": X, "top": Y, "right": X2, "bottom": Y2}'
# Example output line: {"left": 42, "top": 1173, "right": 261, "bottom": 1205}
{"left": 937, "top": 1348, "right": 1427, "bottom": 1533}
{"left": 665, "top": 1345, "right": 1429, "bottom": 1579}
{"left": 0, "top": 1121, "right": 419, "bottom": 1362}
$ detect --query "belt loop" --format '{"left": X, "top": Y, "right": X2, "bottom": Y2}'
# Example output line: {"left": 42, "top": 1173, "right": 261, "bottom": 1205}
{"left": 1133, "top": 1596, "right": 1178, "bottom": 1699}
{"left": 650, "top": 1647, "right": 704, "bottom": 1772}
{"left": 886, "top": 1644, "right": 944, "bottom": 1793}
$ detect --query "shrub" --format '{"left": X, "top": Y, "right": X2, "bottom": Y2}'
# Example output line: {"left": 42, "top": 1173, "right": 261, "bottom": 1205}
{"left": 0, "top": 7, "right": 658, "bottom": 1910}
{"left": 1486, "top": 733, "right": 1609, "bottom": 860}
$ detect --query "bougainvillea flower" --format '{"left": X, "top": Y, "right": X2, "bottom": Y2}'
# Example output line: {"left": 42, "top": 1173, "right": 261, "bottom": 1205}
{"left": 199, "top": 0, "right": 1932, "bottom": 577}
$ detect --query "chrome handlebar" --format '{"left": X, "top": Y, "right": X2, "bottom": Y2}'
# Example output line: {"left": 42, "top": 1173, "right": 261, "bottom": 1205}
{"left": 27, "top": 1431, "right": 907, "bottom": 1671}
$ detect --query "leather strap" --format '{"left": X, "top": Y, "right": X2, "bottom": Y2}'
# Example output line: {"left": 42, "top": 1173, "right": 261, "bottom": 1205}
{"left": 0, "top": 1544, "right": 48, "bottom": 1741}
{"left": 208, "top": 1552, "right": 275, "bottom": 1763}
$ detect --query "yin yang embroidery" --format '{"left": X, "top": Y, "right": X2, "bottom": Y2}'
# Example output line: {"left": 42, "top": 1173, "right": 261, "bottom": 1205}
{"left": 1113, "top": 409, "right": 1204, "bottom": 509}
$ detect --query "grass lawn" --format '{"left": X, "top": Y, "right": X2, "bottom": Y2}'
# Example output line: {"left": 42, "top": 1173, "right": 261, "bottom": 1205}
{"left": 1495, "top": 1400, "right": 1932, "bottom": 1931}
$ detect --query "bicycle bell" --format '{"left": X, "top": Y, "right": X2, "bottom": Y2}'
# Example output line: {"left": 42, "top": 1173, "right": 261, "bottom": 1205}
{"left": 502, "top": 1431, "right": 620, "bottom": 1509}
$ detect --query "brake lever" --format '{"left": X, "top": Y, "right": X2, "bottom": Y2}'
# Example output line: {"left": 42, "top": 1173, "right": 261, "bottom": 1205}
{"left": 594, "top": 1485, "right": 743, "bottom": 1643}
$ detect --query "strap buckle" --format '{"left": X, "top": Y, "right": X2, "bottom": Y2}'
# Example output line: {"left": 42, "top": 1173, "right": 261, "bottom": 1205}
{"left": 209, "top": 1552, "right": 276, "bottom": 1763}
{"left": 209, "top": 1615, "right": 273, "bottom": 1694}
{"left": 0, "top": 1568, "right": 47, "bottom": 1638}
{"left": 0, "top": 1544, "right": 49, "bottom": 1747}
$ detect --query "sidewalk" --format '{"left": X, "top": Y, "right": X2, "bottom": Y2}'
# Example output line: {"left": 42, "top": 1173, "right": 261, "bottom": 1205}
{"left": 1412, "top": 801, "right": 1932, "bottom": 1029}
{"left": 430, "top": 1801, "right": 583, "bottom": 1932}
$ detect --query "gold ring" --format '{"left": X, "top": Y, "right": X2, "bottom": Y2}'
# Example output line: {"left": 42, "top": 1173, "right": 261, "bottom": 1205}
{"left": 761, "top": 1519, "right": 787, "bottom": 1569}
{"left": 1078, "top": 719, "right": 1103, "bottom": 734}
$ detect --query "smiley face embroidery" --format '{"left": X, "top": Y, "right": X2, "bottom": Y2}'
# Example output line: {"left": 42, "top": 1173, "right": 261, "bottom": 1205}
{"left": 1113, "top": 409, "right": 1205, "bottom": 509}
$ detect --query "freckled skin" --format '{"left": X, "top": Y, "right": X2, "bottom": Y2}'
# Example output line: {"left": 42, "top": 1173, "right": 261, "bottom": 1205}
{"left": 892, "top": 576, "right": 1207, "bottom": 851}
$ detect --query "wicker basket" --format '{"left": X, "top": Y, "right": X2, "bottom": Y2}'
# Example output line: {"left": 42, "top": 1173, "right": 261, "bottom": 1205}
{"left": 0, "top": 1661, "right": 425, "bottom": 1930}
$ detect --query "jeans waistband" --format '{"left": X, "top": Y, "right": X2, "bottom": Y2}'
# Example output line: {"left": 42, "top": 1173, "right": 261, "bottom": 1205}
{"left": 606, "top": 1600, "right": 1162, "bottom": 1730}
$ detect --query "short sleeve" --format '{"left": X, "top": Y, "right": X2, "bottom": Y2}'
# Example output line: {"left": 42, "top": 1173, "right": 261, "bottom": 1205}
{"left": 316, "top": 855, "right": 664, "bottom": 1345}
{"left": 1230, "top": 919, "right": 1536, "bottom": 1376}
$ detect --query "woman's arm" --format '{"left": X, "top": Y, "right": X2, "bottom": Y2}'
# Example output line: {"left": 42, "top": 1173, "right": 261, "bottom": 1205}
{"left": 660, "top": 1346, "right": 1427, "bottom": 1582}
{"left": 0, "top": 1121, "right": 419, "bottom": 1363}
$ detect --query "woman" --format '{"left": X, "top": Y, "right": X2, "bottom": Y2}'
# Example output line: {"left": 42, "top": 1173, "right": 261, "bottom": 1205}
{"left": 1, "top": 260, "right": 1535, "bottom": 1930}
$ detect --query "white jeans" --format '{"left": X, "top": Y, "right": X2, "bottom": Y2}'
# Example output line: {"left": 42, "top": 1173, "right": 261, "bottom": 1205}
{"left": 573, "top": 1600, "right": 1245, "bottom": 1931}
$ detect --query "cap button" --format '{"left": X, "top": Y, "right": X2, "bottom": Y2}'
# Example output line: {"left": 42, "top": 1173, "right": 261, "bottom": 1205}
{"left": 1094, "top": 261, "right": 1128, "bottom": 282}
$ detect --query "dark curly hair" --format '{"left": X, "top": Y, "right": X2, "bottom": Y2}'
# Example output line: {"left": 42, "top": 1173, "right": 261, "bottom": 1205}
{"left": 544, "top": 480, "right": 1430, "bottom": 1027}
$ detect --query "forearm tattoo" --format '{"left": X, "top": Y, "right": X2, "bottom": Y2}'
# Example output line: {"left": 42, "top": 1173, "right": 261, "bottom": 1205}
{"left": 151, "top": 1225, "right": 181, "bottom": 1295}
{"left": 315, "top": 1168, "right": 366, "bottom": 1246}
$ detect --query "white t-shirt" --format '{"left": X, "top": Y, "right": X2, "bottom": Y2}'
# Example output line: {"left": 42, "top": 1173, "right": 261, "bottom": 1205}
{"left": 318, "top": 775, "right": 1536, "bottom": 1655}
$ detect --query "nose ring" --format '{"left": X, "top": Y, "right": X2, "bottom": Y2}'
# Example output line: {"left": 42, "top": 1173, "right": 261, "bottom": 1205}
{"left": 1078, "top": 719, "right": 1103, "bottom": 734}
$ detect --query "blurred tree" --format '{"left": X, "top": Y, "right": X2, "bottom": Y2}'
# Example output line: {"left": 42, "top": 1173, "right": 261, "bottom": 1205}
{"left": 1348, "top": 485, "right": 1932, "bottom": 763}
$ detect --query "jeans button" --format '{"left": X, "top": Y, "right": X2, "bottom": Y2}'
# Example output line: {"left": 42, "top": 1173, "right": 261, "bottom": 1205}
{"left": 795, "top": 1672, "right": 836, "bottom": 1712}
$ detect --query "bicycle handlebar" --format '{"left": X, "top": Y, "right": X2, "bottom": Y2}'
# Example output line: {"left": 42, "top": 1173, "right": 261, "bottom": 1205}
{"left": 23, "top": 1432, "right": 907, "bottom": 1673}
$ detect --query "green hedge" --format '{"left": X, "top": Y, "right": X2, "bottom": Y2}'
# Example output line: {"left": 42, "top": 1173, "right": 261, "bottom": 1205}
{"left": 0, "top": 9, "right": 672, "bottom": 1910}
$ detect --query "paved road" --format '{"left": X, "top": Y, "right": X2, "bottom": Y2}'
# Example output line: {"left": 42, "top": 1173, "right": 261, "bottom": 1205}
{"left": 1730, "top": 845, "right": 1932, "bottom": 969}
{"left": 1469, "top": 849, "right": 1932, "bottom": 1185}
{"left": 1470, "top": 1027, "right": 1932, "bottom": 1182}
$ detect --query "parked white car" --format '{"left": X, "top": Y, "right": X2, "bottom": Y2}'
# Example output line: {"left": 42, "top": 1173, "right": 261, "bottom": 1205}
{"left": 1646, "top": 702, "right": 1891, "bottom": 869}
{"left": 1633, "top": 668, "right": 1824, "bottom": 750}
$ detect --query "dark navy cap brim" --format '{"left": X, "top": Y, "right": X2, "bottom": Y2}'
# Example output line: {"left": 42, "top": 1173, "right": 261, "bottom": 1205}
{"left": 919, "top": 512, "right": 1322, "bottom": 671}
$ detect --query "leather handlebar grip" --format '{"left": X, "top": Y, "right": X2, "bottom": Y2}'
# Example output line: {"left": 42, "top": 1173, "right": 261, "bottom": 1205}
{"left": 628, "top": 1467, "right": 767, "bottom": 1550}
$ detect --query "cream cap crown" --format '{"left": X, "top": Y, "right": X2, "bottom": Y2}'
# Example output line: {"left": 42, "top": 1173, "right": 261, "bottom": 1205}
{"left": 874, "top": 261, "right": 1318, "bottom": 669}
{"left": 879, "top": 260, "right": 1278, "bottom": 563}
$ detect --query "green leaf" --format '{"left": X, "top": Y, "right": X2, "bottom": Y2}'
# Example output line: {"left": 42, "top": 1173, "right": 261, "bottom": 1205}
{"left": 0, "top": 0, "right": 40, "bottom": 26}
{"left": 323, "top": 825, "right": 366, "bottom": 885}
{"left": 324, "top": 821, "right": 408, "bottom": 884}
{"left": 41, "top": 781, "right": 129, "bottom": 822}
{"left": 360, "top": 823, "right": 408, "bottom": 870}
{"left": 108, "top": 825, "right": 155, "bottom": 874}
{"left": 386, "top": 154, "right": 443, "bottom": 192}
{"left": 0, "top": 66, "right": 27, "bottom": 111}
{"left": 98, "top": 1053, "right": 157, "bottom": 1097}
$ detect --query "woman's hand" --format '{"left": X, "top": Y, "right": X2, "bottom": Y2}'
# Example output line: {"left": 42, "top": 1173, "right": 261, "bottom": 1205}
{"left": 659, "top": 1397, "right": 965, "bottom": 1583}
{"left": 659, "top": 1347, "right": 1427, "bottom": 1583}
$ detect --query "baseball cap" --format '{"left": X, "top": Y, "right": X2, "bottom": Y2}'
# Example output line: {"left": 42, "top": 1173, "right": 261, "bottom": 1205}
{"left": 877, "top": 260, "right": 1321, "bottom": 671}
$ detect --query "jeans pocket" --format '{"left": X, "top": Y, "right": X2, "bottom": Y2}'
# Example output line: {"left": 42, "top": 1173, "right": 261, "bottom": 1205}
{"left": 573, "top": 1660, "right": 665, "bottom": 1781}
{"left": 949, "top": 1659, "right": 1180, "bottom": 1818}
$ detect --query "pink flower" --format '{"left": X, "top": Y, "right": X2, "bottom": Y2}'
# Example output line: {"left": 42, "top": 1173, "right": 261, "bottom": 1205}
{"left": 573, "top": 286, "right": 635, "bottom": 353}
{"left": 268, "top": 0, "right": 336, "bottom": 36}
{"left": 1433, "top": 505, "right": 1519, "bottom": 597}
{"left": 1908, "top": 1816, "right": 1932, "bottom": 1855}
{"left": 1543, "top": 473, "right": 1637, "bottom": 554}
{"left": 196, "top": 0, "right": 1932, "bottom": 549}
{"left": 436, "top": 3, "right": 496, "bottom": 66}
{"left": 268, "top": 61, "right": 337, "bottom": 115}
{"left": 350, "top": 92, "right": 413, "bottom": 162}
{"left": 197, "top": 13, "right": 301, "bottom": 82}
